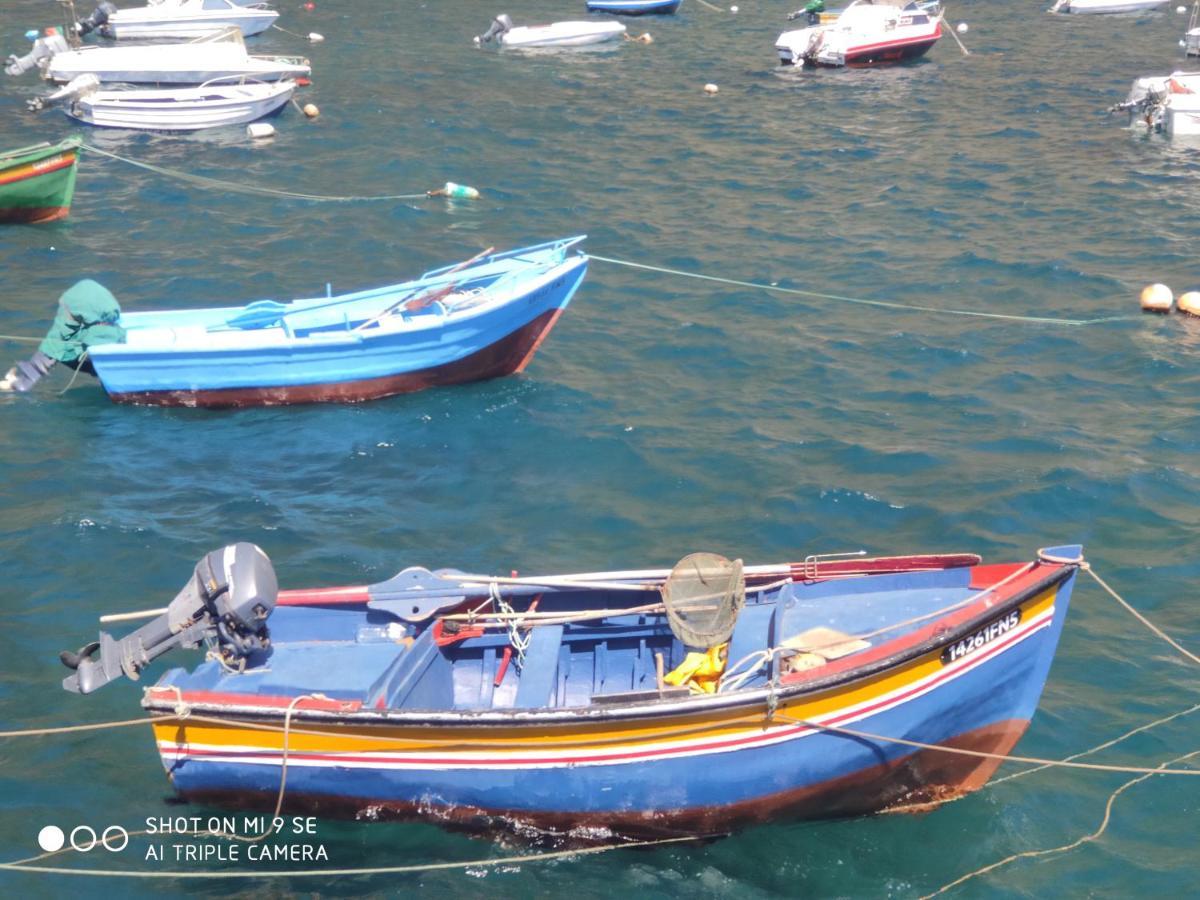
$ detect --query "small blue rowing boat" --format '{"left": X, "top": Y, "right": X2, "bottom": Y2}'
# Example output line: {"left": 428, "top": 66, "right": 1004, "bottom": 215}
{"left": 15, "top": 238, "right": 588, "bottom": 407}
{"left": 59, "top": 542, "right": 1082, "bottom": 839}
{"left": 586, "top": 0, "right": 683, "bottom": 15}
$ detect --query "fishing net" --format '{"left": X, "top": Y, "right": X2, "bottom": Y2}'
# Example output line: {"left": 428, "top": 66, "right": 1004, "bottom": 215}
{"left": 660, "top": 552, "right": 745, "bottom": 649}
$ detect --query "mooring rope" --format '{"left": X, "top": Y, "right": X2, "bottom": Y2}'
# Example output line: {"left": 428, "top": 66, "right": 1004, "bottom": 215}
{"left": 0, "top": 835, "right": 700, "bottom": 879}
{"left": 1081, "top": 563, "right": 1200, "bottom": 667}
{"left": 920, "top": 747, "right": 1200, "bottom": 899}
{"left": 771, "top": 715, "right": 1200, "bottom": 776}
{"left": 0, "top": 333, "right": 40, "bottom": 344}
{"left": 79, "top": 143, "right": 428, "bottom": 202}
{"left": 588, "top": 254, "right": 1142, "bottom": 327}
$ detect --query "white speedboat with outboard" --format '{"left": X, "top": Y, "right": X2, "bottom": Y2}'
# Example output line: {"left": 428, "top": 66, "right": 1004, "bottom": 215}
{"left": 1112, "top": 71, "right": 1200, "bottom": 136}
{"left": 475, "top": 14, "right": 626, "bottom": 48}
{"left": 38, "top": 29, "right": 309, "bottom": 84}
{"left": 1050, "top": 0, "right": 1168, "bottom": 13}
{"left": 30, "top": 73, "right": 295, "bottom": 130}
{"left": 776, "top": 0, "right": 942, "bottom": 67}
{"left": 73, "top": 0, "right": 279, "bottom": 41}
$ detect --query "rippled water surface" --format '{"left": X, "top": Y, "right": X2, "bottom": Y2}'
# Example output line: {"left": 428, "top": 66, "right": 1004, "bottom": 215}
{"left": 2, "top": 0, "right": 1199, "bottom": 896}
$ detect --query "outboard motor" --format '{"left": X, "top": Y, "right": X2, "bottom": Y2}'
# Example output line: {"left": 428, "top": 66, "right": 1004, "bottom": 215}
{"left": 475, "top": 13, "right": 513, "bottom": 44}
{"left": 5, "top": 33, "right": 70, "bottom": 77}
{"left": 74, "top": 2, "right": 116, "bottom": 38}
{"left": 61, "top": 543, "right": 278, "bottom": 694}
{"left": 27, "top": 72, "right": 99, "bottom": 111}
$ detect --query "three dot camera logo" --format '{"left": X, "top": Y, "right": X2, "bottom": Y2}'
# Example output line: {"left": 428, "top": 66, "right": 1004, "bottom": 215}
{"left": 38, "top": 823, "right": 129, "bottom": 853}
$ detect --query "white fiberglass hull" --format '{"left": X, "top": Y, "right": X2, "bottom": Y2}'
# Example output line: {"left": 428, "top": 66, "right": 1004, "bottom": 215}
{"left": 104, "top": 10, "right": 279, "bottom": 40}
{"left": 46, "top": 44, "right": 310, "bottom": 84}
{"left": 68, "top": 80, "right": 295, "bottom": 130}
{"left": 1056, "top": 0, "right": 1168, "bottom": 12}
{"left": 499, "top": 21, "right": 626, "bottom": 47}
{"left": 776, "top": 1, "right": 941, "bottom": 67}
{"left": 1166, "top": 97, "right": 1200, "bottom": 136}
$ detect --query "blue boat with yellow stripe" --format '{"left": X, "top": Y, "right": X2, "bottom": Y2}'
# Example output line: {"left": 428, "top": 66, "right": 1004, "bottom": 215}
{"left": 60, "top": 542, "right": 1082, "bottom": 838}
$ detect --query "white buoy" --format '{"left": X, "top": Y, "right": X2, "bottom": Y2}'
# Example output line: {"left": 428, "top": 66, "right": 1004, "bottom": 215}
{"left": 957, "top": 22, "right": 969, "bottom": 33}
{"left": 1140, "top": 283, "right": 1174, "bottom": 314}
{"left": 247, "top": 122, "right": 275, "bottom": 139}
{"left": 704, "top": 83, "right": 719, "bottom": 94}
{"left": 308, "top": 32, "right": 324, "bottom": 43}
{"left": 1182, "top": 39, "right": 1189, "bottom": 47}
{"left": 1177, "top": 5, "right": 1187, "bottom": 12}
{"left": 302, "top": 103, "right": 320, "bottom": 119}
{"left": 1178, "top": 291, "right": 1200, "bottom": 316}
{"left": 730, "top": 5, "right": 739, "bottom": 11}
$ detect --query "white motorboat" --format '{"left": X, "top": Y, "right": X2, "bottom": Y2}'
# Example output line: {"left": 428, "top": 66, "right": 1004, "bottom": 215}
{"left": 776, "top": 0, "right": 942, "bottom": 68}
{"left": 475, "top": 14, "right": 626, "bottom": 48}
{"left": 1113, "top": 72, "right": 1200, "bottom": 137}
{"left": 75, "top": 0, "right": 279, "bottom": 41}
{"left": 1050, "top": 0, "right": 1168, "bottom": 13}
{"left": 44, "top": 29, "right": 309, "bottom": 84}
{"left": 32, "top": 73, "right": 295, "bottom": 130}
{"left": 1184, "top": 2, "right": 1200, "bottom": 54}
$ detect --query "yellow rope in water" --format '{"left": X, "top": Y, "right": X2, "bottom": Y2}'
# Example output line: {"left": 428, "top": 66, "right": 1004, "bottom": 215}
{"left": 920, "top": 748, "right": 1200, "bottom": 899}
{"left": 919, "top": 563, "right": 1200, "bottom": 896}
{"left": 80, "top": 143, "right": 429, "bottom": 202}
{"left": 589, "top": 254, "right": 1141, "bottom": 327}
{"left": 0, "top": 835, "right": 699, "bottom": 879}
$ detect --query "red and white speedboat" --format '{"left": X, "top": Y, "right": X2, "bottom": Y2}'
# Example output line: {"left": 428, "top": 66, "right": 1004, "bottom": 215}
{"left": 776, "top": 0, "right": 942, "bottom": 68}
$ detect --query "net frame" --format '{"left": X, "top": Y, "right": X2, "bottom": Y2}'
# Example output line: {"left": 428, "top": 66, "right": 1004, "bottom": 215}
{"left": 660, "top": 552, "right": 745, "bottom": 649}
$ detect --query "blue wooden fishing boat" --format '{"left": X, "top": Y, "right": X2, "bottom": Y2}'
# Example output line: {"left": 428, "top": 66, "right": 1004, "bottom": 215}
{"left": 20, "top": 238, "right": 587, "bottom": 407}
{"left": 59, "top": 543, "right": 1082, "bottom": 839}
{"left": 586, "top": 0, "right": 683, "bottom": 15}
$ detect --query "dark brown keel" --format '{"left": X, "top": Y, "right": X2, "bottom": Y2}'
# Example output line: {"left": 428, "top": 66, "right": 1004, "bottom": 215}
{"left": 172, "top": 718, "right": 1031, "bottom": 845}
{"left": 107, "top": 308, "right": 563, "bottom": 408}
{"left": 0, "top": 205, "right": 70, "bottom": 224}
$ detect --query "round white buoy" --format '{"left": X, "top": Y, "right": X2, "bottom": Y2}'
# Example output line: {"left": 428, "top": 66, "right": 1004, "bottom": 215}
{"left": 1140, "top": 283, "right": 1174, "bottom": 313}
{"left": 302, "top": 103, "right": 320, "bottom": 119}
{"left": 1182, "top": 39, "right": 1189, "bottom": 47}
{"left": 957, "top": 22, "right": 968, "bottom": 33}
{"left": 308, "top": 32, "right": 325, "bottom": 43}
{"left": 704, "top": 83, "right": 719, "bottom": 94}
{"left": 247, "top": 122, "right": 275, "bottom": 139}
{"left": 730, "top": 5, "right": 739, "bottom": 11}
{"left": 1177, "top": 5, "right": 1187, "bottom": 12}
{"left": 1177, "top": 291, "right": 1200, "bottom": 316}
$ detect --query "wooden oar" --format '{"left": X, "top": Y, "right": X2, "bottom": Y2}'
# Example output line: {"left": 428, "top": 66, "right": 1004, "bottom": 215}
{"left": 354, "top": 245, "right": 495, "bottom": 331}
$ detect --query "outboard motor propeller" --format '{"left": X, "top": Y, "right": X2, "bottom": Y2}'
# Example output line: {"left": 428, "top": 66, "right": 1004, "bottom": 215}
{"left": 74, "top": 2, "right": 116, "bottom": 38}
{"left": 475, "top": 13, "right": 513, "bottom": 45}
{"left": 61, "top": 543, "right": 278, "bottom": 694}
{"left": 6, "top": 33, "right": 70, "bottom": 77}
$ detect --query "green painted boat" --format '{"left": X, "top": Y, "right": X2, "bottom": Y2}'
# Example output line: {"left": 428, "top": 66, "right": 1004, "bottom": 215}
{"left": 0, "top": 137, "right": 81, "bottom": 224}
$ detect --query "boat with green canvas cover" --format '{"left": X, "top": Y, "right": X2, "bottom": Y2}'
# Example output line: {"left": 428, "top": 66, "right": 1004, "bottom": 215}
{"left": 0, "top": 137, "right": 80, "bottom": 224}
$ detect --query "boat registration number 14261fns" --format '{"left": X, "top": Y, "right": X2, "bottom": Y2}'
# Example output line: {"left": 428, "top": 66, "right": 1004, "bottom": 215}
{"left": 941, "top": 610, "right": 1022, "bottom": 665}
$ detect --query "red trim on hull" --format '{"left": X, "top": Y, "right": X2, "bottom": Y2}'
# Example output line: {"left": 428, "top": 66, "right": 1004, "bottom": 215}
{"left": 842, "top": 25, "right": 941, "bottom": 67}
{"left": 0, "top": 205, "right": 70, "bottom": 224}
{"left": 106, "top": 308, "right": 562, "bottom": 408}
{"left": 170, "top": 718, "right": 1031, "bottom": 842}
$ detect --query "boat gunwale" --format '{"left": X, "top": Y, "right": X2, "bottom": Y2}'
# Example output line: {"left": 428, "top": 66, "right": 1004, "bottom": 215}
{"left": 0, "top": 137, "right": 81, "bottom": 166}
{"left": 142, "top": 560, "right": 1077, "bottom": 728}
{"left": 89, "top": 251, "right": 589, "bottom": 358}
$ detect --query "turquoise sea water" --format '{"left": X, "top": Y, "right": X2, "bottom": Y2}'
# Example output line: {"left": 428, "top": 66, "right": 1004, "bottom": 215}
{"left": 2, "top": 0, "right": 1199, "bottom": 895}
